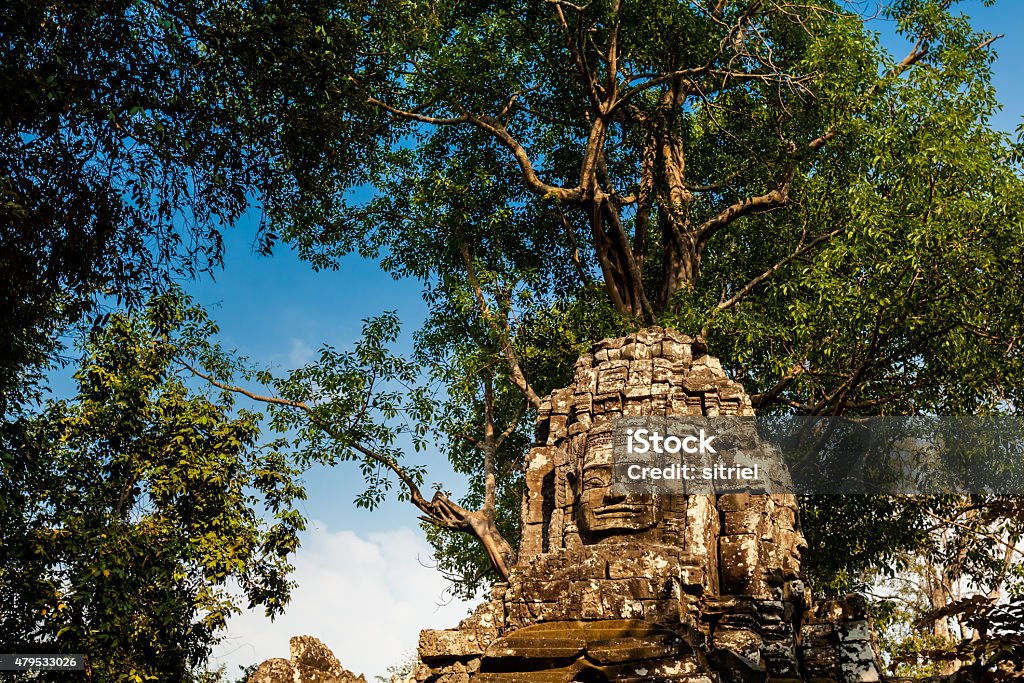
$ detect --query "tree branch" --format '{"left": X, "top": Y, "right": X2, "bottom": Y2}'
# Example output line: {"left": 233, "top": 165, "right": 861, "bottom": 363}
{"left": 471, "top": 116, "right": 579, "bottom": 201}
{"left": 482, "top": 373, "right": 498, "bottom": 519}
{"left": 349, "top": 75, "right": 576, "bottom": 202}
{"left": 605, "top": 0, "right": 621, "bottom": 99}
{"left": 460, "top": 242, "right": 543, "bottom": 409}
{"left": 695, "top": 161, "right": 796, "bottom": 249}
{"left": 547, "top": 0, "right": 603, "bottom": 111}
{"left": 496, "top": 402, "right": 528, "bottom": 450}
{"left": 603, "top": 200, "right": 655, "bottom": 322}
{"left": 555, "top": 205, "right": 593, "bottom": 286}
{"left": 610, "top": 68, "right": 706, "bottom": 115}
{"left": 180, "top": 360, "right": 435, "bottom": 512}
{"left": 183, "top": 360, "right": 517, "bottom": 579}
{"left": 716, "top": 226, "right": 845, "bottom": 312}
{"left": 352, "top": 80, "right": 470, "bottom": 126}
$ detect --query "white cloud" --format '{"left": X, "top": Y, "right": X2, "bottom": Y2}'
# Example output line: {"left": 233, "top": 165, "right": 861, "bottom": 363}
{"left": 210, "top": 523, "right": 473, "bottom": 680}
{"left": 285, "top": 338, "right": 317, "bottom": 368}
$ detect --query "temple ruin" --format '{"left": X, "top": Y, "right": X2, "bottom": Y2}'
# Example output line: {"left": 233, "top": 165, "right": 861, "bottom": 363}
{"left": 414, "top": 328, "right": 883, "bottom": 683}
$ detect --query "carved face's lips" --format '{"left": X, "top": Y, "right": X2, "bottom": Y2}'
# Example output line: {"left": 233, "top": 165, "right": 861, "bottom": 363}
{"left": 592, "top": 504, "right": 645, "bottom": 516}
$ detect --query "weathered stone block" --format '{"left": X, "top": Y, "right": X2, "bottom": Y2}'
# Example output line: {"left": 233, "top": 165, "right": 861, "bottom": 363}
{"left": 661, "top": 339, "right": 693, "bottom": 363}
{"left": 628, "top": 359, "right": 654, "bottom": 385}
{"left": 719, "top": 533, "right": 760, "bottom": 592}
{"left": 248, "top": 637, "right": 367, "bottom": 683}
{"left": 724, "top": 507, "right": 764, "bottom": 535}
{"left": 419, "top": 630, "right": 485, "bottom": 660}
{"left": 545, "top": 414, "right": 567, "bottom": 443}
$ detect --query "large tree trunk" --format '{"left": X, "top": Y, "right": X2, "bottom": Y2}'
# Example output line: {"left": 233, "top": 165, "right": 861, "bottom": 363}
{"left": 596, "top": 79, "right": 705, "bottom": 316}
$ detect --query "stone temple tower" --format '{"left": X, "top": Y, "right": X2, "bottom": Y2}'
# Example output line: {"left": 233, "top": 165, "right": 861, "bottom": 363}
{"left": 415, "top": 328, "right": 883, "bottom": 683}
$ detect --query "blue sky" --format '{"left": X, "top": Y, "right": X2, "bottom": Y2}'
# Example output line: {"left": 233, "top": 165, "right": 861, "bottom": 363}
{"left": 179, "top": 2, "right": 1024, "bottom": 675}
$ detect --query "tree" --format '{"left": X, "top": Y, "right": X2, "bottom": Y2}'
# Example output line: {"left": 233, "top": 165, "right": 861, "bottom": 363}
{"left": 189, "top": 0, "right": 1024, "bottom": 585}
{"left": 0, "top": 0, "right": 274, "bottom": 413}
{"left": 0, "top": 292, "right": 306, "bottom": 682}
{"left": 2, "top": 6, "right": 311, "bottom": 674}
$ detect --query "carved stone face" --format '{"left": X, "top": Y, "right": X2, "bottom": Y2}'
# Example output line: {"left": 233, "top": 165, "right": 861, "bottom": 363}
{"left": 575, "top": 430, "right": 663, "bottom": 538}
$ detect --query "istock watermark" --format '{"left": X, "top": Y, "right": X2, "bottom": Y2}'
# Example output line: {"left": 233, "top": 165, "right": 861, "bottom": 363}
{"left": 625, "top": 427, "right": 718, "bottom": 455}
{"left": 611, "top": 416, "right": 1024, "bottom": 495}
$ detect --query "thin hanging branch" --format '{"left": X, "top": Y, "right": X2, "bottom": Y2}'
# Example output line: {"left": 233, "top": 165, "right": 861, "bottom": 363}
{"left": 460, "top": 241, "right": 543, "bottom": 409}
{"left": 181, "top": 359, "right": 517, "bottom": 579}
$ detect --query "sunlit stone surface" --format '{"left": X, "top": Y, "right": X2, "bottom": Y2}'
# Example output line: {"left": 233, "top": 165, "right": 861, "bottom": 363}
{"left": 415, "top": 328, "right": 882, "bottom": 683}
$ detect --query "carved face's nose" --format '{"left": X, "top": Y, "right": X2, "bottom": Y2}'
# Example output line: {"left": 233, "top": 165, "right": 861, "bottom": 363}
{"left": 607, "top": 482, "right": 628, "bottom": 501}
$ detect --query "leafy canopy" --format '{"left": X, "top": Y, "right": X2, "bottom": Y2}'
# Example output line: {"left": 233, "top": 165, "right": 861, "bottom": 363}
{"left": 199, "top": 0, "right": 1024, "bottom": 592}
{"left": 0, "top": 292, "right": 306, "bottom": 682}
{"left": 201, "top": 0, "right": 1024, "bottom": 418}
{"left": 0, "top": 0, "right": 273, "bottom": 410}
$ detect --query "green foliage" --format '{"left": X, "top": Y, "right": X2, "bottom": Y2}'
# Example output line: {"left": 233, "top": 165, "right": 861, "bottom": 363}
{"left": 256, "top": 312, "right": 437, "bottom": 510}
{"left": 803, "top": 495, "right": 1022, "bottom": 593}
{"left": 806, "top": 496, "right": 1024, "bottom": 677}
{"left": 871, "top": 579, "right": 1024, "bottom": 678}
{"left": 801, "top": 496, "right": 933, "bottom": 596}
{"left": 0, "top": 292, "right": 306, "bottom": 682}
{"left": 374, "top": 650, "right": 418, "bottom": 683}
{"left": 696, "top": 12, "right": 1024, "bottom": 415}
{"left": 0, "top": 0, "right": 267, "bottom": 412}
{"left": 201, "top": 0, "right": 1024, "bottom": 595}
{"left": 202, "top": 663, "right": 258, "bottom": 683}
{"left": 190, "top": 0, "right": 1024, "bottom": 414}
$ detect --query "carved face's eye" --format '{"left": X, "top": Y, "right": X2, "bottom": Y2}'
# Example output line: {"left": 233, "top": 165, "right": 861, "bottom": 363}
{"left": 582, "top": 468, "right": 611, "bottom": 488}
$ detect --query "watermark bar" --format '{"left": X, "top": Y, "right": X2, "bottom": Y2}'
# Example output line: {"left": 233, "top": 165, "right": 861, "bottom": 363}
{"left": 0, "top": 654, "right": 85, "bottom": 671}
{"left": 612, "top": 416, "right": 1024, "bottom": 495}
